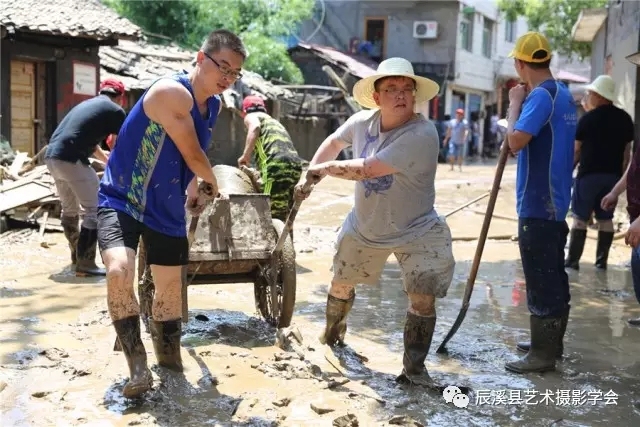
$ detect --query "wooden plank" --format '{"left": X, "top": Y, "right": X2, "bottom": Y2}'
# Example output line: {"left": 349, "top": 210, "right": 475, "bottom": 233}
{"left": 9, "top": 152, "right": 28, "bottom": 176}
{"left": 0, "top": 181, "right": 54, "bottom": 213}
{"left": 10, "top": 60, "right": 36, "bottom": 156}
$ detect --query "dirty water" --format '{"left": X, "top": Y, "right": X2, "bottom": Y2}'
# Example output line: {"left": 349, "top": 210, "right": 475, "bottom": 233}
{"left": 1, "top": 162, "right": 639, "bottom": 427}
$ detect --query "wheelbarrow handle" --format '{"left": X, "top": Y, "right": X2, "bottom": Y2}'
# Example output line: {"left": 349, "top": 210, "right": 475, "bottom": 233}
{"left": 271, "top": 177, "right": 315, "bottom": 255}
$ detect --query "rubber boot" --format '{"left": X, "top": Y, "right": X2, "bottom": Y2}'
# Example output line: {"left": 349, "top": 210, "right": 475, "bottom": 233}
{"left": 516, "top": 307, "right": 569, "bottom": 357}
{"left": 149, "top": 319, "right": 184, "bottom": 372}
{"left": 564, "top": 228, "right": 587, "bottom": 270}
{"left": 75, "top": 227, "right": 106, "bottom": 276}
{"left": 595, "top": 231, "right": 614, "bottom": 270}
{"left": 113, "top": 316, "right": 153, "bottom": 398}
{"left": 60, "top": 215, "right": 79, "bottom": 265}
{"left": 505, "top": 315, "right": 563, "bottom": 373}
{"left": 396, "top": 312, "right": 436, "bottom": 386}
{"left": 319, "top": 294, "right": 355, "bottom": 347}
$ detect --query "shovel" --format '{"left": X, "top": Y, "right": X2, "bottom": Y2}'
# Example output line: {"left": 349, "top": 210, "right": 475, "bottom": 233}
{"left": 265, "top": 176, "right": 315, "bottom": 323}
{"left": 436, "top": 139, "right": 511, "bottom": 354}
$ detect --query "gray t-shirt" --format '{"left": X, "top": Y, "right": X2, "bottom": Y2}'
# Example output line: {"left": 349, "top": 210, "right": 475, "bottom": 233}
{"left": 333, "top": 110, "right": 440, "bottom": 248}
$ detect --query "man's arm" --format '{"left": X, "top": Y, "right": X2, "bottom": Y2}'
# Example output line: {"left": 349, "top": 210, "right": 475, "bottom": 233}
{"left": 573, "top": 140, "right": 582, "bottom": 169}
{"left": 623, "top": 141, "right": 633, "bottom": 171}
{"left": 315, "top": 157, "right": 397, "bottom": 181}
{"left": 443, "top": 126, "right": 451, "bottom": 146}
{"left": 143, "top": 80, "right": 217, "bottom": 188}
{"left": 240, "top": 114, "right": 261, "bottom": 160}
{"left": 508, "top": 88, "right": 553, "bottom": 153}
{"left": 186, "top": 176, "right": 198, "bottom": 199}
{"left": 93, "top": 145, "right": 109, "bottom": 163}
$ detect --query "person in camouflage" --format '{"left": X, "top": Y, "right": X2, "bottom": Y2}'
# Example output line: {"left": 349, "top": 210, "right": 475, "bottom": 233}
{"left": 238, "top": 95, "right": 307, "bottom": 222}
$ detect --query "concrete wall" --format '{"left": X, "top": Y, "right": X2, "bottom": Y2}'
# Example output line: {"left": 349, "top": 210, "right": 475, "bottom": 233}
{"left": 298, "top": 0, "right": 459, "bottom": 65}
{"left": 207, "top": 108, "right": 331, "bottom": 166}
{"left": 605, "top": 0, "right": 639, "bottom": 120}
{"left": 495, "top": 16, "right": 529, "bottom": 79}
{"left": 590, "top": 24, "right": 606, "bottom": 79}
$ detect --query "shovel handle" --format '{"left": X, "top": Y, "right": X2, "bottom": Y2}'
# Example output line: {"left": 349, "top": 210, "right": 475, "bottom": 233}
{"left": 272, "top": 176, "right": 315, "bottom": 254}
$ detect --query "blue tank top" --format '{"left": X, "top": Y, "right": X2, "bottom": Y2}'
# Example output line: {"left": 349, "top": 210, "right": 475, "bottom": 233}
{"left": 98, "top": 72, "right": 220, "bottom": 237}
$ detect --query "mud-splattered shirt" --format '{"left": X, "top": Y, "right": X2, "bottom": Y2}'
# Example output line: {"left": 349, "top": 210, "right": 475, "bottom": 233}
{"left": 333, "top": 110, "right": 440, "bottom": 247}
{"left": 251, "top": 113, "right": 304, "bottom": 170}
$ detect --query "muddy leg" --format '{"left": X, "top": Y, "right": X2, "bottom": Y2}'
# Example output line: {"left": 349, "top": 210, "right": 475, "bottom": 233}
{"left": 103, "top": 246, "right": 152, "bottom": 398}
{"left": 60, "top": 215, "right": 80, "bottom": 265}
{"left": 149, "top": 265, "right": 184, "bottom": 371}
{"left": 319, "top": 282, "right": 355, "bottom": 347}
{"left": 396, "top": 294, "right": 436, "bottom": 386}
{"left": 137, "top": 241, "right": 154, "bottom": 333}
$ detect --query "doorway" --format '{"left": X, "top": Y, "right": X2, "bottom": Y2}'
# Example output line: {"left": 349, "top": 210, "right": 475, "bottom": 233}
{"left": 10, "top": 60, "right": 36, "bottom": 156}
{"left": 364, "top": 18, "right": 386, "bottom": 63}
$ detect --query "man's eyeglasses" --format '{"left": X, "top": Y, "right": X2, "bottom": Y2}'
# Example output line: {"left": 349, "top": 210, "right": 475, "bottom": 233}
{"left": 380, "top": 88, "right": 417, "bottom": 96}
{"left": 203, "top": 52, "right": 243, "bottom": 81}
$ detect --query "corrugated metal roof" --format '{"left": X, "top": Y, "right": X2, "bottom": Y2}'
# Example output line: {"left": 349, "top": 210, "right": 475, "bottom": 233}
{"left": 292, "top": 43, "right": 378, "bottom": 79}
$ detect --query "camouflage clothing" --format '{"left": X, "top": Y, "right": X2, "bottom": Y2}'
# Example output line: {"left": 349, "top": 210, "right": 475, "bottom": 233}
{"left": 251, "top": 114, "right": 305, "bottom": 221}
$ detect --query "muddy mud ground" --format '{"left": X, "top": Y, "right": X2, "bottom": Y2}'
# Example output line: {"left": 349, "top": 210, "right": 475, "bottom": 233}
{"left": 1, "top": 160, "right": 639, "bottom": 426}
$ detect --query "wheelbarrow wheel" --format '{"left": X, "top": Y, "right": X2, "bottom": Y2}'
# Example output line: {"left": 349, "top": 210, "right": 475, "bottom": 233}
{"left": 254, "top": 218, "right": 297, "bottom": 328}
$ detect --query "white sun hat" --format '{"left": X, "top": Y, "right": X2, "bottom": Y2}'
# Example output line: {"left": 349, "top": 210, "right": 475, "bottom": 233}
{"left": 352, "top": 57, "right": 440, "bottom": 109}
{"left": 585, "top": 75, "right": 616, "bottom": 102}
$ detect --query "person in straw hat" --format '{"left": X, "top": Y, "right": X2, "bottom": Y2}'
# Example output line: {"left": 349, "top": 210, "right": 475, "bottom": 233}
{"left": 294, "top": 57, "right": 456, "bottom": 387}
{"left": 502, "top": 31, "right": 577, "bottom": 374}
{"left": 601, "top": 50, "right": 640, "bottom": 326}
{"left": 564, "top": 75, "right": 635, "bottom": 272}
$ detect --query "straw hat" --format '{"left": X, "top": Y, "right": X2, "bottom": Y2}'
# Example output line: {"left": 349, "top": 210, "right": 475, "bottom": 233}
{"left": 352, "top": 58, "right": 440, "bottom": 109}
{"left": 585, "top": 75, "right": 616, "bottom": 102}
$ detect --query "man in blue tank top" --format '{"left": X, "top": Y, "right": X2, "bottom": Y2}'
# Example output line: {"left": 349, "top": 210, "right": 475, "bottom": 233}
{"left": 502, "top": 32, "right": 577, "bottom": 375}
{"left": 97, "top": 30, "right": 246, "bottom": 399}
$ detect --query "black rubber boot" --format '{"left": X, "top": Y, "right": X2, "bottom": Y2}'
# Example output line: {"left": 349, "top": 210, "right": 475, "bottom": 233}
{"left": 564, "top": 228, "right": 587, "bottom": 270}
{"left": 396, "top": 312, "right": 436, "bottom": 386}
{"left": 149, "top": 319, "right": 184, "bottom": 372}
{"left": 516, "top": 307, "right": 569, "bottom": 357}
{"left": 595, "top": 231, "right": 614, "bottom": 270}
{"left": 76, "top": 227, "right": 106, "bottom": 276}
{"left": 319, "top": 294, "right": 355, "bottom": 347}
{"left": 505, "top": 315, "right": 563, "bottom": 373}
{"left": 113, "top": 316, "right": 153, "bottom": 398}
{"left": 60, "top": 215, "right": 79, "bottom": 265}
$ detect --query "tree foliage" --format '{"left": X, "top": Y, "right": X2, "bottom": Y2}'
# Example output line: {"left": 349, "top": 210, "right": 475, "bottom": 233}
{"left": 104, "top": 0, "right": 314, "bottom": 83}
{"left": 498, "top": 0, "right": 608, "bottom": 60}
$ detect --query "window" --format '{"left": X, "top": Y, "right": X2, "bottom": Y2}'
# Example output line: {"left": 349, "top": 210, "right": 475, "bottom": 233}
{"left": 482, "top": 18, "right": 494, "bottom": 58}
{"left": 505, "top": 18, "right": 516, "bottom": 42}
{"left": 364, "top": 18, "right": 386, "bottom": 63}
{"left": 460, "top": 12, "right": 473, "bottom": 52}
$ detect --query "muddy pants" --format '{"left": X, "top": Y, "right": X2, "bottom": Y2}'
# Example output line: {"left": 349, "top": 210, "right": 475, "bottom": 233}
{"left": 331, "top": 218, "right": 455, "bottom": 297}
{"left": 518, "top": 218, "right": 570, "bottom": 317}
{"left": 45, "top": 158, "right": 99, "bottom": 229}
{"left": 262, "top": 159, "right": 303, "bottom": 222}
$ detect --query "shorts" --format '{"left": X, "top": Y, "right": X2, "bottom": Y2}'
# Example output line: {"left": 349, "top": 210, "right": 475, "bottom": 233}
{"left": 571, "top": 173, "right": 620, "bottom": 221}
{"left": 448, "top": 143, "right": 464, "bottom": 158}
{"left": 97, "top": 207, "right": 189, "bottom": 266}
{"left": 332, "top": 217, "right": 455, "bottom": 297}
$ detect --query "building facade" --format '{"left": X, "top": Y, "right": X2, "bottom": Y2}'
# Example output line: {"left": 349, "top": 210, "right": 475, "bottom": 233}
{"left": 0, "top": 0, "right": 140, "bottom": 156}
{"left": 573, "top": 0, "right": 640, "bottom": 133}
{"left": 295, "top": 0, "right": 535, "bottom": 150}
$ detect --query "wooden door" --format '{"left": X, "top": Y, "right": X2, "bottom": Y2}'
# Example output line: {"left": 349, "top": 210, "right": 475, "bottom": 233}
{"left": 10, "top": 60, "right": 36, "bottom": 156}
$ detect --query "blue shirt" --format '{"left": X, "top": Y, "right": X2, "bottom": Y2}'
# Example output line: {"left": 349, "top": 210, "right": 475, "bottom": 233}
{"left": 514, "top": 80, "right": 577, "bottom": 221}
{"left": 98, "top": 72, "right": 220, "bottom": 237}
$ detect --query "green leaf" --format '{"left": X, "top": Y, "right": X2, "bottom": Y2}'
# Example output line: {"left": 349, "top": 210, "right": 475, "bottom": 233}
{"left": 497, "top": 0, "right": 608, "bottom": 60}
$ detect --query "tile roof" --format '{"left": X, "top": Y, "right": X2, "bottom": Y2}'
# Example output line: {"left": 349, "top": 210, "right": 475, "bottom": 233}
{"left": 1, "top": 0, "right": 141, "bottom": 41}
{"left": 99, "top": 40, "right": 293, "bottom": 108}
{"left": 291, "top": 43, "right": 378, "bottom": 79}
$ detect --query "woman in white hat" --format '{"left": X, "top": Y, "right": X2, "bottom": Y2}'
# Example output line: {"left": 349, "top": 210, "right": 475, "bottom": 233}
{"left": 565, "top": 74, "right": 635, "bottom": 272}
{"left": 294, "top": 58, "right": 456, "bottom": 388}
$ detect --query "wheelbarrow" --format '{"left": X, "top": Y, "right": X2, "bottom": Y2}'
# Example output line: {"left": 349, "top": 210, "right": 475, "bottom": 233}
{"left": 136, "top": 165, "right": 298, "bottom": 331}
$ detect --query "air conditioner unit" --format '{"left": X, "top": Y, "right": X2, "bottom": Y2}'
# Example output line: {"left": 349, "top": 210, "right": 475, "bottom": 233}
{"left": 413, "top": 21, "right": 438, "bottom": 39}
